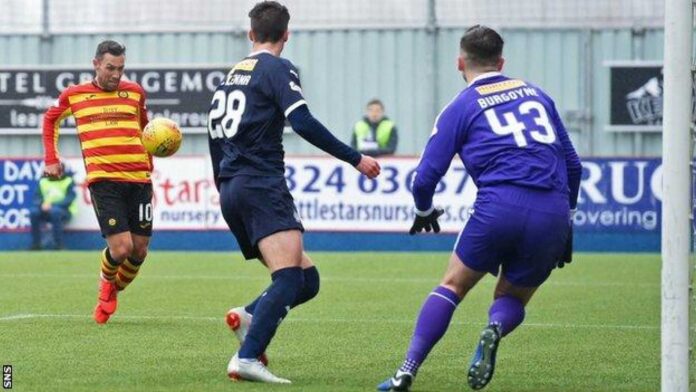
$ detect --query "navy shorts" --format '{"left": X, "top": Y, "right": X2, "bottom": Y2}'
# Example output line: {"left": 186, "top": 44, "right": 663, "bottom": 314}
{"left": 455, "top": 184, "right": 570, "bottom": 287}
{"left": 219, "top": 175, "right": 304, "bottom": 260}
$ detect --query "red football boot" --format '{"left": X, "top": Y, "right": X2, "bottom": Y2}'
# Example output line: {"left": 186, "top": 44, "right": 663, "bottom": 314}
{"left": 94, "top": 278, "right": 118, "bottom": 324}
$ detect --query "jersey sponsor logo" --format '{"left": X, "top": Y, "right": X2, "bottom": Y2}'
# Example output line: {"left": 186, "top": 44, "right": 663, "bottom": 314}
{"left": 68, "top": 90, "right": 141, "bottom": 105}
{"left": 231, "top": 59, "right": 258, "bottom": 73}
{"left": 289, "top": 81, "right": 303, "bottom": 95}
{"left": 475, "top": 79, "right": 526, "bottom": 95}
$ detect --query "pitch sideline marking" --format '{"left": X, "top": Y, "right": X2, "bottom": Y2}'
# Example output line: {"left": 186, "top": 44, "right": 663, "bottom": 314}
{"left": 0, "top": 312, "right": 663, "bottom": 330}
{"left": 0, "top": 273, "right": 659, "bottom": 288}
{"left": 0, "top": 313, "right": 35, "bottom": 321}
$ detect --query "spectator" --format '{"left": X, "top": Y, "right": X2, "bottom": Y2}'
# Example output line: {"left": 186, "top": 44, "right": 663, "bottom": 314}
{"left": 29, "top": 165, "right": 77, "bottom": 250}
{"left": 350, "top": 99, "right": 398, "bottom": 156}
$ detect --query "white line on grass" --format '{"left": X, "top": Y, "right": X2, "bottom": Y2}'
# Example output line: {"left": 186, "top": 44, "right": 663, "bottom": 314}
{"left": 0, "top": 313, "right": 662, "bottom": 331}
{"left": 0, "top": 273, "right": 659, "bottom": 288}
{"left": 0, "top": 313, "right": 36, "bottom": 321}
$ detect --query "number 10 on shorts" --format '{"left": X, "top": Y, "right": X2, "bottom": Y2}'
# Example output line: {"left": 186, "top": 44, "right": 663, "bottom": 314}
{"left": 139, "top": 203, "right": 153, "bottom": 222}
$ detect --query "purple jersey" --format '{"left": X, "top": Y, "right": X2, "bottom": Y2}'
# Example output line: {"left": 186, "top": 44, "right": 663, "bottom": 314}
{"left": 412, "top": 72, "right": 581, "bottom": 212}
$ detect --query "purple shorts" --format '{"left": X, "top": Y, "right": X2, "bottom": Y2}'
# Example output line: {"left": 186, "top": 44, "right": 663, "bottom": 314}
{"left": 455, "top": 184, "right": 570, "bottom": 287}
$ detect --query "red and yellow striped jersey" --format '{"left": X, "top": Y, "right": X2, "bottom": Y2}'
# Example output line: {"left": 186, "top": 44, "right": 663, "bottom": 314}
{"left": 42, "top": 80, "right": 151, "bottom": 185}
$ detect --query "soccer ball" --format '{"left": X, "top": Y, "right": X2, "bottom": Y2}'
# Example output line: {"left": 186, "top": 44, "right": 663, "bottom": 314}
{"left": 141, "top": 118, "right": 183, "bottom": 157}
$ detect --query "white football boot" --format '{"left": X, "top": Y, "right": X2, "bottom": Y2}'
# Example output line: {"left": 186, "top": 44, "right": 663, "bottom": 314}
{"left": 225, "top": 307, "right": 268, "bottom": 365}
{"left": 227, "top": 353, "right": 291, "bottom": 384}
{"left": 226, "top": 307, "right": 252, "bottom": 343}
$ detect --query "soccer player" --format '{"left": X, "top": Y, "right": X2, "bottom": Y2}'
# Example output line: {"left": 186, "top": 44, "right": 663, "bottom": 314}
{"left": 42, "top": 40, "right": 153, "bottom": 325}
{"left": 208, "top": 1, "right": 381, "bottom": 384}
{"left": 377, "top": 25, "right": 581, "bottom": 391}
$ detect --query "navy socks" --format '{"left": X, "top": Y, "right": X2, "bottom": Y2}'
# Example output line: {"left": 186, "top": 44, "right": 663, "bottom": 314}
{"left": 244, "top": 266, "right": 320, "bottom": 314}
{"left": 238, "top": 267, "right": 303, "bottom": 359}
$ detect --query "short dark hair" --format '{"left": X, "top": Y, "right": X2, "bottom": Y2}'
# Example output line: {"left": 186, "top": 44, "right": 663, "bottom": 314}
{"left": 460, "top": 25, "right": 504, "bottom": 68}
{"left": 95, "top": 40, "right": 126, "bottom": 59}
{"left": 249, "top": 1, "right": 290, "bottom": 43}
{"left": 367, "top": 99, "right": 384, "bottom": 109}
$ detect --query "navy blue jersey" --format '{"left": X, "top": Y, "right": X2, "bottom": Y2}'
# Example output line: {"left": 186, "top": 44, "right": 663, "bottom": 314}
{"left": 412, "top": 73, "right": 581, "bottom": 211}
{"left": 208, "top": 50, "right": 306, "bottom": 178}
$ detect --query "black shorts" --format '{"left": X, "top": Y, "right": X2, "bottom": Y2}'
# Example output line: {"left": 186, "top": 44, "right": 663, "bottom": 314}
{"left": 89, "top": 181, "right": 154, "bottom": 237}
{"left": 219, "top": 175, "right": 304, "bottom": 260}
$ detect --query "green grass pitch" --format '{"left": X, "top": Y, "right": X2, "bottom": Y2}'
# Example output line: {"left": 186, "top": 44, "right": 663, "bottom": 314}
{"left": 0, "top": 251, "right": 675, "bottom": 391}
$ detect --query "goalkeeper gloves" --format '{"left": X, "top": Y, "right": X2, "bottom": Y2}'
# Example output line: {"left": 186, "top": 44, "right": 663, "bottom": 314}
{"left": 557, "top": 224, "right": 573, "bottom": 268}
{"left": 409, "top": 207, "right": 444, "bottom": 235}
{"left": 557, "top": 209, "right": 576, "bottom": 268}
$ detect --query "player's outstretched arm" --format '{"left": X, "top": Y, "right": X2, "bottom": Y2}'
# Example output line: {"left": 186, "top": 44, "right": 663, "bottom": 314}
{"left": 557, "top": 219, "right": 574, "bottom": 268}
{"left": 288, "top": 105, "right": 380, "bottom": 177}
{"left": 42, "top": 91, "right": 71, "bottom": 179}
{"left": 559, "top": 132, "right": 581, "bottom": 209}
{"left": 556, "top": 208, "right": 576, "bottom": 268}
{"left": 43, "top": 163, "right": 64, "bottom": 179}
{"left": 547, "top": 100, "right": 581, "bottom": 209}
{"left": 541, "top": 103, "right": 579, "bottom": 268}
{"left": 355, "top": 155, "right": 380, "bottom": 179}
{"left": 411, "top": 104, "right": 462, "bottom": 212}
{"left": 408, "top": 104, "right": 462, "bottom": 234}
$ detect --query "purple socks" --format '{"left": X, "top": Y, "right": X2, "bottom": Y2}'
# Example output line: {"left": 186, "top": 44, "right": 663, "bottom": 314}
{"left": 398, "top": 289, "right": 526, "bottom": 375}
{"left": 488, "top": 294, "right": 525, "bottom": 336}
{"left": 400, "top": 286, "right": 461, "bottom": 374}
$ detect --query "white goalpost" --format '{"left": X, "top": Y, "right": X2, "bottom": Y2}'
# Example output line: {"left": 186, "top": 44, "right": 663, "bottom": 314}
{"left": 661, "top": 0, "right": 693, "bottom": 391}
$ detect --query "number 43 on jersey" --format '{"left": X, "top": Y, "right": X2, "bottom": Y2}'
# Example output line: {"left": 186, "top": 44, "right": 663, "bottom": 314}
{"left": 484, "top": 101, "right": 556, "bottom": 147}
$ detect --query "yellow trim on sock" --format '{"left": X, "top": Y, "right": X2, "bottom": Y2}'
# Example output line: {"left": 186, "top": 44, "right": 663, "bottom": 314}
{"left": 115, "top": 258, "right": 144, "bottom": 291}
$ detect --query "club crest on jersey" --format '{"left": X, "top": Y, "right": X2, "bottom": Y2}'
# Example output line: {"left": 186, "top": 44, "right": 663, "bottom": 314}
{"left": 118, "top": 91, "right": 129, "bottom": 98}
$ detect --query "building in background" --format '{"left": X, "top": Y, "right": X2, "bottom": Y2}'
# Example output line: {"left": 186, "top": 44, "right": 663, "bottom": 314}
{"left": 0, "top": 0, "right": 674, "bottom": 158}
